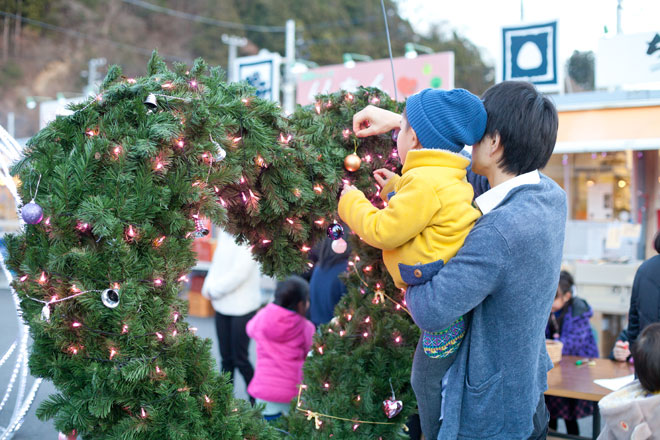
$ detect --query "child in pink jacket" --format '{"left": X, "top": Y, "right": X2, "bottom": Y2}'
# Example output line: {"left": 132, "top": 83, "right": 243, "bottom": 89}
{"left": 246, "top": 276, "right": 315, "bottom": 419}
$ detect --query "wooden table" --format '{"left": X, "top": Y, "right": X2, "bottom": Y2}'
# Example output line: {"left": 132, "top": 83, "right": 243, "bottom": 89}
{"left": 545, "top": 355, "right": 635, "bottom": 440}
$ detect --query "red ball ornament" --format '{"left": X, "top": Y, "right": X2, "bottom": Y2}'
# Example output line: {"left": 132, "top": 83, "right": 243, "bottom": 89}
{"left": 344, "top": 153, "right": 361, "bottom": 172}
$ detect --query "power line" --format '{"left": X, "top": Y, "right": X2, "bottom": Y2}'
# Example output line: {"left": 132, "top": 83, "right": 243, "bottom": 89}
{"left": 0, "top": 11, "right": 190, "bottom": 62}
{"left": 122, "top": 0, "right": 379, "bottom": 33}
{"left": 121, "top": 0, "right": 286, "bottom": 33}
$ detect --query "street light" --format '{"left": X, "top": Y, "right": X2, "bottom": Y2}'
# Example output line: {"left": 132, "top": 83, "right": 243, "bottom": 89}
{"left": 343, "top": 53, "right": 372, "bottom": 69}
{"left": 25, "top": 96, "right": 52, "bottom": 110}
{"left": 404, "top": 43, "right": 434, "bottom": 59}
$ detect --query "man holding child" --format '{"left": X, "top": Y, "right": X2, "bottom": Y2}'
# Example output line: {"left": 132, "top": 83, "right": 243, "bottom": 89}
{"left": 350, "top": 81, "right": 566, "bottom": 439}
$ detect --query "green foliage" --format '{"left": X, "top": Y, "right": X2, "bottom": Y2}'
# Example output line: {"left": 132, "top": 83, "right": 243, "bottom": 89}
{"left": 283, "top": 91, "right": 419, "bottom": 438}
{"left": 8, "top": 51, "right": 421, "bottom": 438}
{"left": 567, "top": 50, "right": 595, "bottom": 91}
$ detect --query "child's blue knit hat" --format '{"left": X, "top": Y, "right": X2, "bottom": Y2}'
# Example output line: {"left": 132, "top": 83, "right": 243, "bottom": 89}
{"left": 405, "top": 88, "right": 487, "bottom": 153}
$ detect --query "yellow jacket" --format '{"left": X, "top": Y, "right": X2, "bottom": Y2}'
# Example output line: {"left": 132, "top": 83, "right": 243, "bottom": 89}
{"left": 338, "top": 149, "right": 481, "bottom": 288}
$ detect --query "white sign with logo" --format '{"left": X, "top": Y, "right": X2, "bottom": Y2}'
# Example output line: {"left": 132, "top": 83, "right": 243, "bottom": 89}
{"left": 597, "top": 32, "right": 660, "bottom": 89}
{"left": 233, "top": 51, "right": 281, "bottom": 103}
{"left": 500, "top": 20, "right": 559, "bottom": 92}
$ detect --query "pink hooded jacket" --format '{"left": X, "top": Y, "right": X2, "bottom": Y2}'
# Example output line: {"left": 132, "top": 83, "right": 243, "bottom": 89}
{"left": 246, "top": 303, "right": 315, "bottom": 403}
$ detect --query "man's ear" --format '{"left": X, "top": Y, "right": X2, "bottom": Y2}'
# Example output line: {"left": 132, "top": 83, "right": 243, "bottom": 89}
{"left": 488, "top": 131, "right": 503, "bottom": 159}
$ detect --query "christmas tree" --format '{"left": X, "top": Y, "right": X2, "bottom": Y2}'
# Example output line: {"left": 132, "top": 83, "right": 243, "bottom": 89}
{"left": 283, "top": 90, "right": 419, "bottom": 439}
{"left": 6, "top": 52, "right": 419, "bottom": 438}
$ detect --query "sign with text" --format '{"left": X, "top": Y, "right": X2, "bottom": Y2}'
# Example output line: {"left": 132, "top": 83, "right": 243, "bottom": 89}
{"left": 233, "top": 51, "right": 282, "bottom": 103}
{"left": 501, "top": 21, "right": 559, "bottom": 91}
{"left": 597, "top": 32, "right": 660, "bottom": 89}
{"left": 295, "top": 52, "right": 454, "bottom": 106}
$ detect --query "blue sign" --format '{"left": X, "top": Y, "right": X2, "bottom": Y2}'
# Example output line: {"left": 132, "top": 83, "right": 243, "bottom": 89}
{"left": 502, "top": 21, "right": 558, "bottom": 87}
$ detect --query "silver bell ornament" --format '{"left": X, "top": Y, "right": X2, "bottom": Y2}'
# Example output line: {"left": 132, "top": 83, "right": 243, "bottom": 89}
{"left": 101, "top": 288, "right": 120, "bottom": 308}
{"left": 144, "top": 93, "right": 158, "bottom": 111}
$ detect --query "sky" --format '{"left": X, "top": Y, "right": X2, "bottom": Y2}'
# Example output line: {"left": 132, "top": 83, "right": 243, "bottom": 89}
{"left": 396, "top": 0, "right": 660, "bottom": 66}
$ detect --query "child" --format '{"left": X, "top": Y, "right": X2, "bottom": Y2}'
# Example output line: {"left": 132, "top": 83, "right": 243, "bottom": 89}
{"left": 309, "top": 236, "right": 351, "bottom": 327}
{"left": 339, "top": 88, "right": 485, "bottom": 438}
{"left": 598, "top": 323, "right": 660, "bottom": 439}
{"left": 545, "top": 270, "right": 599, "bottom": 435}
{"left": 246, "top": 276, "right": 315, "bottom": 420}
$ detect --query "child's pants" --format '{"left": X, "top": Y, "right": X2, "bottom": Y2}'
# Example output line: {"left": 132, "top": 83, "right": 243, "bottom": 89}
{"left": 410, "top": 335, "right": 457, "bottom": 440}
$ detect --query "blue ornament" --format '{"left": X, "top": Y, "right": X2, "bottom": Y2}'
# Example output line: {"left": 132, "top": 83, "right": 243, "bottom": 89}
{"left": 327, "top": 223, "right": 344, "bottom": 240}
{"left": 22, "top": 200, "right": 43, "bottom": 224}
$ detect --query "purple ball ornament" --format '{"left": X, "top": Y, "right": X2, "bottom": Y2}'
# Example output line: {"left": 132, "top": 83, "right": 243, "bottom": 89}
{"left": 21, "top": 200, "right": 43, "bottom": 224}
{"left": 326, "top": 223, "right": 344, "bottom": 241}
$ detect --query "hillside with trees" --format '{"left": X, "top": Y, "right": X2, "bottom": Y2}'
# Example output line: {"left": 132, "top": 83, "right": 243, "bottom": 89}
{"left": 0, "top": 0, "right": 493, "bottom": 136}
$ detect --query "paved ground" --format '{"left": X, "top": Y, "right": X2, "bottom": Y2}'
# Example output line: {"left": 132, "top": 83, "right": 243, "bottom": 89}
{"left": 0, "top": 269, "right": 600, "bottom": 439}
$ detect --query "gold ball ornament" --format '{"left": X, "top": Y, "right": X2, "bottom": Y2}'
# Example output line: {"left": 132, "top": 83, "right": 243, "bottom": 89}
{"left": 344, "top": 153, "right": 362, "bottom": 172}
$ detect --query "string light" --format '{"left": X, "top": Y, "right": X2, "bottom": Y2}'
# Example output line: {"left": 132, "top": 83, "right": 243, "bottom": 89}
{"left": 71, "top": 322, "right": 82, "bottom": 328}
{"left": 155, "top": 332, "right": 164, "bottom": 341}
{"left": 339, "top": 330, "right": 345, "bottom": 337}
{"left": 126, "top": 78, "right": 136, "bottom": 84}
{"left": 19, "top": 275, "right": 28, "bottom": 282}
{"left": 178, "top": 275, "right": 189, "bottom": 282}
{"left": 218, "top": 197, "right": 227, "bottom": 207}
{"left": 364, "top": 316, "right": 370, "bottom": 323}
{"left": 153, "top": 236, "right": 166, "bottom": 247}
{"left": 301, "top": 245, "right": 311, "bottom": 252}
{"left": 342, "top": 129, "right": 351, "bottom": 139}
{"left": 353, "top": 424, "right": 360, "bottom": 431}
{"left": 323, "top": 382, "right": 330, "bottom": 389}
{"left": 76, "top": 221, "right": 90, "bottom": 232}
{"left": 109, "top": 348, "right": 117, "bottom": 359}
{"left": 317, "top": 346, "right": 324, "bottom": 355}
{"left": 153, "top": 278, "right": 163, "bottom": 287}
{"left": 314, "top": 218, "right": 325, "bottom": 226}
{"left": 313, "top": 184, "right": 323, "bottom": 194}
{"left": 262, "top": 239, "right": 271, "bottom": 245}
{"left": 346, "top": 92, "right": 354, "bottom": 101}
{"left": 122, "top": 325, "right": 128, "bottom": 334}
{"left": 314, "top": 102, "right": 321, "bottom": 114}
{"left": 140, "top": 408, "right": 147, "bottom": 419}
{"left": 189, "top": 79, "right": 198, "bottom": 88}
{"left": 278, "top": 133, "right": 292, "bottom": 144}
{"left": 232, "top": 136, "right": 242, "bottom": 144}
{"left": 362, "top": 332, "right": 369, "bottom": 338}
{"left": 112, "top": 145, "right": 122, "bottom": 159}
{"left": 38, "top": 272, "right": 47, "bottom": 284}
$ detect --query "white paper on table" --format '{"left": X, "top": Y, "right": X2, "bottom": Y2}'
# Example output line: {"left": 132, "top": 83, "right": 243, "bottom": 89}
{"left": 594, "top": 374, "right": 635, "bottom": 391}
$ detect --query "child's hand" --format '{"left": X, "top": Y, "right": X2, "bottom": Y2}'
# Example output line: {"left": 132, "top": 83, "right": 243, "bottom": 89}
{"left": 340, "top": 182, "right": 358, "bottom": 198}
{"left": 373, "top": 168, "right": 396, "bottom": 188}
{"left": 613, "top": 340, "right": 631, "bottom": 362}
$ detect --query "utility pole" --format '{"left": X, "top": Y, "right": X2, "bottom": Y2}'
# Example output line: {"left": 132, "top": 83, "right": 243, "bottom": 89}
{"left": 283, "top": 19, "right": 296, "bottom": 114}
{"left": 84, "top": 58, "right": 107, "bottom": 96}
{"left": 221, "top": 34, "right": 248, "bottom": 82}
{"left": 616, "top": 0, "right": 623, "bottom": 34}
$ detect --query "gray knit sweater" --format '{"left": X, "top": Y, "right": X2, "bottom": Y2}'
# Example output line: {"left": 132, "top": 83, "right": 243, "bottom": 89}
{"left": 407, "top": 174, "right": 567, "bottom": 439}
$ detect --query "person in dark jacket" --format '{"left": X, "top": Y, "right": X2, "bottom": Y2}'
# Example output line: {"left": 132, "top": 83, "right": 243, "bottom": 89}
{"left": 612, "top": 232, "right": 660, "bottom": 362}
{"left": 545, "top": 271, "right": 599, "bottom": 435}
{"left": 308, "top": 237, "right": 351, "bottom": 327}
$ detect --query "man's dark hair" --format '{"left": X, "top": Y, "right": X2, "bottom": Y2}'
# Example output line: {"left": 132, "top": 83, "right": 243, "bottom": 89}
{"left": 631, "top": 322, "right": 660, "bottom": 393}
{"left": 274, "top": 276, "right": 309, "bottom": 312}
{"left": 654, "top": 231, "right": 660, "bottom": 254}
{"left": 481, "top": 81, "right": 558, "bottom": 175}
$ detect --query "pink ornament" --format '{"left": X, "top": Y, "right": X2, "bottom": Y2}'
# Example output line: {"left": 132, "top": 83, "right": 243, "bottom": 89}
{"left": 331, "top": 238, "right": 347, "bottom": 254}
{"left": 382, "top": 398, "right": 403, "bottom": 419}
{"left": 58, "top": 430, "right": 77, "bottom": 440}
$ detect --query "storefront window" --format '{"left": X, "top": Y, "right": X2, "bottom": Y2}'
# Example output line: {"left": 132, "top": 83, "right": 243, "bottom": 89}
{"left": 545, "top": 151, "right": 632, "bottom": 222}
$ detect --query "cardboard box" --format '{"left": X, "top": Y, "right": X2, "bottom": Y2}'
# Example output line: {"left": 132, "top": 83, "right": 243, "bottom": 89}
{"left": 188, "top": 290, "right": 215, "bottom": 317}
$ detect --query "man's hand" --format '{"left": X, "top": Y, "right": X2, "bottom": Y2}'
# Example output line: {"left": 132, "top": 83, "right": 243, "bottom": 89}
{"left": 373, "top": 168, "right": 396, "bottom": 188}
{"left": 613, "top": 340, "right": 631, "bottom": 362}
{"left": 353, "top": 105, "right": 401, "bottom": 138}
{"left": 340, "top": 182, "right": 359, "bottom": 198}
